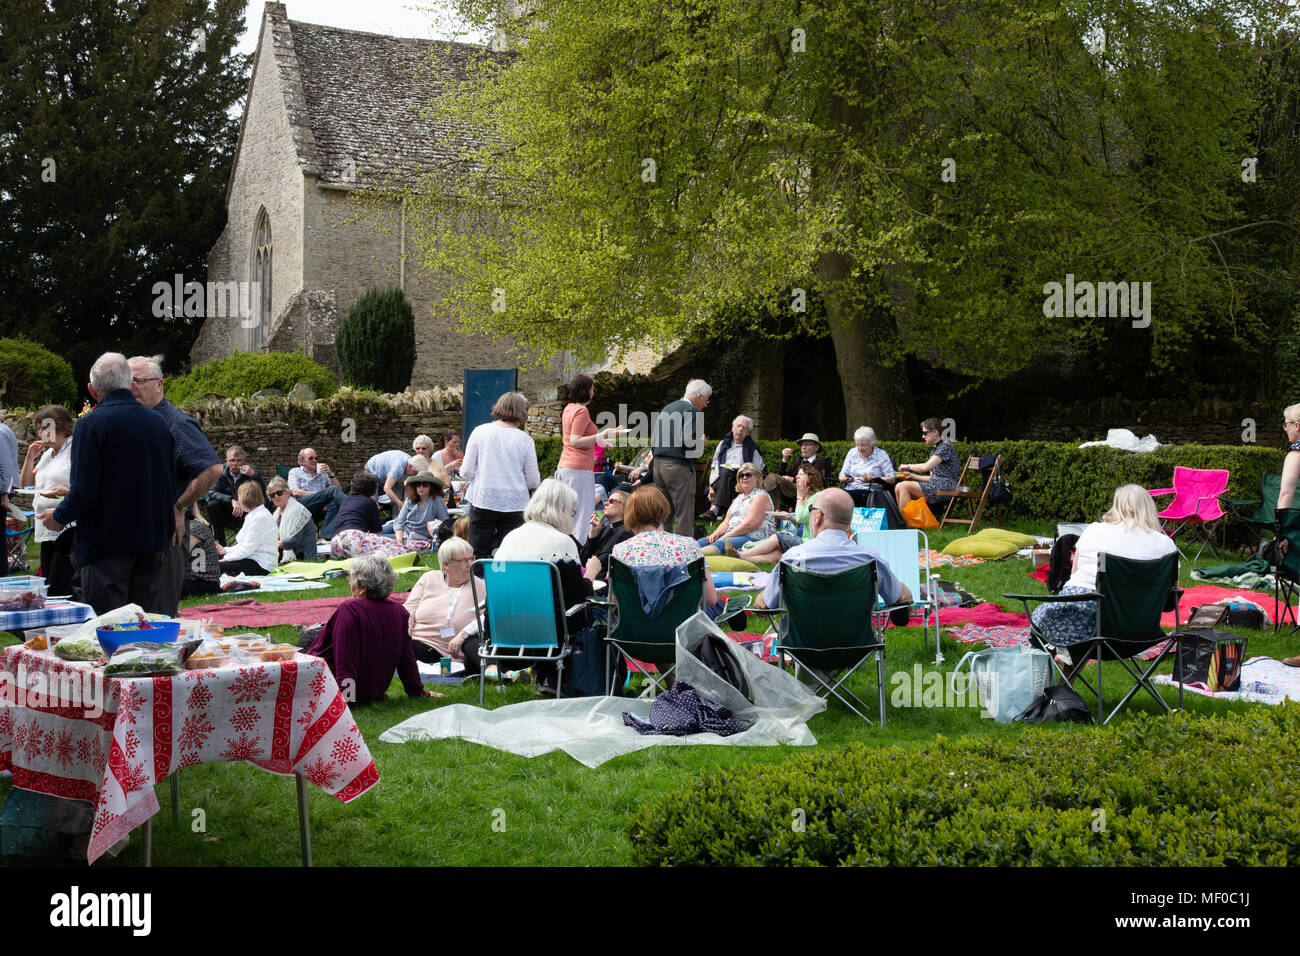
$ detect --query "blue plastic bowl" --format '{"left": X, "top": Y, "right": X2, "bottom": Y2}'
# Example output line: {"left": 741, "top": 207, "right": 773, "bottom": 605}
{"left": 96, "top": 620, "right": 182, "bottom": 656}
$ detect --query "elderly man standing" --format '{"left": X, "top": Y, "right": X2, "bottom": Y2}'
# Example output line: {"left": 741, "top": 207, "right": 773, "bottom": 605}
{"left": 701, "top": 414, "right": 766, "bottom": 521}
{"left": 206, "top": 444, "right": 267, "bottom": 545}
{"left": 287, "top": 447, "right": 346, "bottom": 538}
{"left": 652, "top": 378, "right": 710, "bottom": 538}
{"left": 755, "top": 487, "right": 911, "bottom": 614}
{"left": 128, "top": 356, "right": 223, "bottom": 617}
{"left": 40, "top": 353, "right": 175, "bottom": 614}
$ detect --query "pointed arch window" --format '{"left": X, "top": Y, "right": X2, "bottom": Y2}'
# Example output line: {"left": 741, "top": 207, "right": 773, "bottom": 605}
{"left": 249, "top": 208, "right": 272, "bottom": 350}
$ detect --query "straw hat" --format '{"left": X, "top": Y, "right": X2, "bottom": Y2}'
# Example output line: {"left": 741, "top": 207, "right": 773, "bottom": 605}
{"left": 404, "top": 470, "right": 444, "bottom": 495}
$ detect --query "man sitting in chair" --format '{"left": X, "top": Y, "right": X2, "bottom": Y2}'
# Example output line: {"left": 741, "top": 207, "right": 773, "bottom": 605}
{"left": 755, "top": 487, "right": 911, "bottom": 616}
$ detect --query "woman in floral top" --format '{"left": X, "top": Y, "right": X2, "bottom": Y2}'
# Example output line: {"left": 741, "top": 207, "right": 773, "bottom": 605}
{"left": 697, "top": 463, "right": 775, "bottom": 555}
{"left": 895, "top": 416, "right": 961, "bottom": 513}
{"left": 613, "top": 486, "right": 725, "bottom": 613}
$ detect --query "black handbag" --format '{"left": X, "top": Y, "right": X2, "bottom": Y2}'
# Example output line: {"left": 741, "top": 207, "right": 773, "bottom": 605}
{"left": 687, "top": 631, "right": 751, "bottom": 701}
{"left": 1015, "top": 683, "right": 1092, "bottom": 723}
{"left": 1171, "top": 629, "right": 1246, "bottom": 691}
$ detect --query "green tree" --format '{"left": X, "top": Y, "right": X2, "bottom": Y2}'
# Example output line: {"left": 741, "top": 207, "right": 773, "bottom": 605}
{"left": 0, "top": 0, "right": 249, "bottom": 383}
{"left": 403, "top": 0, "right": 1293, "bottom": 434}
{"left": 336, "top": 287, "right": 418, "bottom": 393}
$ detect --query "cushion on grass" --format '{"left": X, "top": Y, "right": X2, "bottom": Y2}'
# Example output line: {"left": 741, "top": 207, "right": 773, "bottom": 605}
{"left": 706, "top": 555, "right": 761, "bottom": 572}
{"left": 941, "top": 528, "right": 1038, "bottom": 560}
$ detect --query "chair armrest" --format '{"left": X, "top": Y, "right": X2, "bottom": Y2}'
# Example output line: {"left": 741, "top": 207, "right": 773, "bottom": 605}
{"left": 747, "top": 606, "right": 784, "bottom": 619}
{"left": 1003, "top": 591, "right": 1102, "bottom": 603}
{"left": 1147, "top": 487, "right": 1175, "bottom": 497}
{"left": 566, "top": 601, "right": 592, "bottom": 618}
{"left": 587, "top": 596, "right": 612, "bottom": 610}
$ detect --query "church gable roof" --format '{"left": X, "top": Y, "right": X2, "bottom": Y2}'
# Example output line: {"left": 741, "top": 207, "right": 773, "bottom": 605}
{"left": 266, "top": 4, "right": 505, "bottom": 188}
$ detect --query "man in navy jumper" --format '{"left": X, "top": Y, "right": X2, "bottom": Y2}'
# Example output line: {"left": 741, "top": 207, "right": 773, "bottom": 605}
{"left": 39, "top": 353, "right": 175, "bottom": 615}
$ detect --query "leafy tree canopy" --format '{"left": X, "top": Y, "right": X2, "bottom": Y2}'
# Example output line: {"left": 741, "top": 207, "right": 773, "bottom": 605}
{"left": 404, "top": 0, "right": 1297, "bottom": 431}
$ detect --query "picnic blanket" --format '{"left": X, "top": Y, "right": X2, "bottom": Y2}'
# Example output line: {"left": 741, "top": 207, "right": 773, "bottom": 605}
{"left": 910, "top": 602, "right": 1029, "bottom": 628}
{"left": 179, "top": 593, "right": 411, "bottom": 629}
{"left": 945, "top": 622, "right": 1170, "bottom": 661}
{"left": 1153, "top": 656, "right": 1300, "bottom": 705}
{"left": 218, "top": 574, "right": 330, "bottom": 593}
{"left": 1191, "top": 568, "right": 1276, "bottom": 592}
{"left": 926, "top": 550, "right": 984, "bottom": 568}
{"left": 273, "top": 551, "right": 425, "bottom": 579}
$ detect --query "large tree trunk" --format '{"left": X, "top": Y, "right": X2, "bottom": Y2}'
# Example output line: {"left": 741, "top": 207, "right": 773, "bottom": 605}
{"left": 816, "top": 250, "right": 916, "bottom": 440}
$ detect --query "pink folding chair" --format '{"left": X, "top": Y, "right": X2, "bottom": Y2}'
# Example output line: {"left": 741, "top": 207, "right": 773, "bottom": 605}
{"left": 1147, "top": 467, "right": 1229, "bottom": 564}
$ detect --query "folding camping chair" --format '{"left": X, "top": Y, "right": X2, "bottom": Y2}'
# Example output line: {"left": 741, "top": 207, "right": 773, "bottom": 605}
{"left": 6, "top": 523, "right": 32, "bottom": 575}
{"left": 598, "top": 557, "right": 706, "bottom": 696}
{"left": 769, "top": 561, "right": 890, "bottom": 724}
{"left": 853, "top": 527, "right": 941, "bottom": 663}
{"left": 1270, "top": 507, "right": 1300, "bottom": 634}
{"left": 1226, "top": 471, "right": 1282, "bottom": 558}
{"left": 936, "top": 454, "right": 1003, "bottom": 532}
{"left": 1005, "top": 552, "right": 1184, "bottom": 724}
{"left": 1147, "top": 466, "right": 1229, "bottom": 564}
{"left": 469, "top": 559, "right": 577, "bottom": 706}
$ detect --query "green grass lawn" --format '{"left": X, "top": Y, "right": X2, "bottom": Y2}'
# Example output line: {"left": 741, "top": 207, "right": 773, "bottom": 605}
{"left": 1, "top": 522, "right": 1294, "bottom": 866}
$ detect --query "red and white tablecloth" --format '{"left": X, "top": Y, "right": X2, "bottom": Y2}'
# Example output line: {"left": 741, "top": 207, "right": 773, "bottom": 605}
{"left": 0, "top": 645, "right": 379, "bottom": 863}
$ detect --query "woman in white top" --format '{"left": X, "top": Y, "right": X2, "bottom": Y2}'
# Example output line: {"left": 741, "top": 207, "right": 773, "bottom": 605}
{"left": 1031, "top": 485, "right": 1178, "bottom": 646}
{"left": 460, "top": 392, "right": 542, "bottom": 559}
{"left": 405, "top": 536, "right": 479, "bottom": 664}
{"left": 698, "top": 463, "right": 775, "bottom": 555}
{"left": 216, "top": 481, "right": 279, "bottom": 575}
{"left": 21, "top": 404, "right": 76, "bottom": 594}
{"left": 267, "top": 476, "right": 318, "bottom": 563}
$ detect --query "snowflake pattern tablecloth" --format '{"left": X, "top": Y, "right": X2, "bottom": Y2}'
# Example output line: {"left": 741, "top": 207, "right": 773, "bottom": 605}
{"left": 0, "top": 645, "right": 379, "bottom": 863}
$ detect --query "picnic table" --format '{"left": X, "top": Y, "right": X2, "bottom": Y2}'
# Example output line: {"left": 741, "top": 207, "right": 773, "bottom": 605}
{"left": 0, "top": 643, "right": 377, "bottom": 864}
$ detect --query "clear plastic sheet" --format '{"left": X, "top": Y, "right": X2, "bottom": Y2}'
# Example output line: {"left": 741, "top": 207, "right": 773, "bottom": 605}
{"left": 380, "top": 611, "right": 826, "bottom": 768}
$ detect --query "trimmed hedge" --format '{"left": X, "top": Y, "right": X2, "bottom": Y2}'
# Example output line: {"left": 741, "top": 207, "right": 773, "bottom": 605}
{"left": 628, "top": 706, "right": 1300, "bottom": 866}
{"left": 545, "top": 435, "right": 1282, "bottom": 523}
{"left": 336, "top": 287, "right": 417, "bottom": 393}
{"left": 0, "top": 337, "right": 77, "bottom": 409}
{"left": 166, "top": 352, "right": 339, "bottom": 406}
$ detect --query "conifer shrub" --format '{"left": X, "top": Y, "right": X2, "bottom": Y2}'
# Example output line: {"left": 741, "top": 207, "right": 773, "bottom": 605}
{"left": 336, "top": 287, "right": 417, "bottom": 394}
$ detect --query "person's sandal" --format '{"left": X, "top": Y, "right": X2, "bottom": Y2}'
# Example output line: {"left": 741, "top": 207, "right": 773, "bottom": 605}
{"left": 1283, "top": 655, "right": 1300, "bottom": 668}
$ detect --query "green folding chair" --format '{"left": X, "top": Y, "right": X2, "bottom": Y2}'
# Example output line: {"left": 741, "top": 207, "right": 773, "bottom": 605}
{"left": 1271, "top": 507, "right": 1300, "bottom": 633}
{"left": 1227, "top": 471, "right": 1282, "bottom": 558}
{"left": 601, "top": 557, "right": 705, "bottom": 696}
{"left": 772, "top": 561, "right": 889, "bottom": 724}
{"left": 1006, "top": 551, "right": 1183, "bottom": 724}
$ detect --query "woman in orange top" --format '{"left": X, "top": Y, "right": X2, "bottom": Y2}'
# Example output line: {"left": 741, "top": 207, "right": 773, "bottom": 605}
{"left": 555, "top": 374, "right": 625, "bottom": 545}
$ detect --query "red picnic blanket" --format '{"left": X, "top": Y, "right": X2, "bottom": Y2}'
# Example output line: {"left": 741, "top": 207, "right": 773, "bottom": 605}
{"left": 180, "top": 594, "right": 411, "bottom": 629}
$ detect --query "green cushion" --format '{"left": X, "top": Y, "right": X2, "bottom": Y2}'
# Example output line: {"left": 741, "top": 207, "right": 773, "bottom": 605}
{"left": 706, "top": 555, "right": 761, "bottom": 572}
{"left": 941, "top": 528, "right": 1038, "bottom": 559}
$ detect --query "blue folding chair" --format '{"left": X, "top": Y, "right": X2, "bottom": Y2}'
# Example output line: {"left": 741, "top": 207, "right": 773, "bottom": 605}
{"left": 469, "top": 559, "right": 576, "bottom": 706}
{"left": 6, "top": 524, "right": 33, "bottom": 575}
{"left": 853, "top": 528, "right": 940, "bottom": 663}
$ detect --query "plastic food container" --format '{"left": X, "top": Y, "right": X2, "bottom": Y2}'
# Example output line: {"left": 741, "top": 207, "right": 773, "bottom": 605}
{"left": 96, "top": 621, "right": 182, "bottom": 656}
{"left": 260, "top": 645, "right": 297, "bottom": 662}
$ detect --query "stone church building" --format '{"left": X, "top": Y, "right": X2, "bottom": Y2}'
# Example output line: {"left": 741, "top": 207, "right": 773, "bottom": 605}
{"left": 194, "top": 2, "right": 654, "bottom": 394}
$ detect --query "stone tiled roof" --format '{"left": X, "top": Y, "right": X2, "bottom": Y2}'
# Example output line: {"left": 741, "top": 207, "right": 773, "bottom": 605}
{"left": 267, "top": 3, "right": 506, "bottom": 187}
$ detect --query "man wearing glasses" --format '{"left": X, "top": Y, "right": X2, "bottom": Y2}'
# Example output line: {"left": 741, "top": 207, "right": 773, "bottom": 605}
{"left": 755, "top": 488, "right": 910, "bottom": 617}
{"left": 128, "top": 355, "right": 223, "bottom": 616}
{"left": 287, "top": 447, "right": 346, "bottom": 538}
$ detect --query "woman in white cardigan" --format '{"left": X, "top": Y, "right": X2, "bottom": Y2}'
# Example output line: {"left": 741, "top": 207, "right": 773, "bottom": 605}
{"left": 461, "top": 391, "right": 541, "bottom": 560}
{"left": 216, "top": 481, "right": 278, "bottom": 575}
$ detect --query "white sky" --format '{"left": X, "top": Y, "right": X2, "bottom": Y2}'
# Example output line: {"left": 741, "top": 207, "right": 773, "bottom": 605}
{"left": 235, "top": 0, "right": 489, "bottom": 56}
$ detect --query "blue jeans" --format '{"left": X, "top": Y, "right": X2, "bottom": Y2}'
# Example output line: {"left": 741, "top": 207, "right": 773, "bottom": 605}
{"left": 697, "top": 532, "right": 763, "bottom": 551}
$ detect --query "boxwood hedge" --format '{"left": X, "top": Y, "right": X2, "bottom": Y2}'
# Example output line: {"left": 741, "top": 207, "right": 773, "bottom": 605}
{"left": 627, "top": 706, "right": 1300, "bottom": 866}
{"left": 535, "top": 435, "right": 1283, "bottom": 523}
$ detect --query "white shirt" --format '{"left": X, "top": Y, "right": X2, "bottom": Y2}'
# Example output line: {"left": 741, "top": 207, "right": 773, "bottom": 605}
{"left": 1065, "top": 521, "right": 1178, "bottom": 592}
{"left": 221, "top": 505, "right": 279, "bottom": 572}
{"left": 496, "top": 520, "right": 579, "bottom": 563}
{"left": 277, "top": 495, "right": 314, "bottom": 541}
{"left": 33, "top": 439, "right": 73, "bottom": 543}
{"left": 461, "top": 423, "right": 541, "bottom": 513}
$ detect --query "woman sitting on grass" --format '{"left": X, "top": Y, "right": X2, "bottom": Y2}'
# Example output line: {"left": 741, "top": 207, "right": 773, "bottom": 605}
{"left": 734, "top": 462, "right": 824, "bottom": 563}
{"left": 1031, "top": 484, "right": 1178, "bottom": 646}
{"left": 267, "top": 476, "right": 318, "bottom": 563}
{"left": 392, "top": 470, "right": 450, "bottom": 548}
{"left": 697, "top": 463, "right": 775, "bottom": 556}
{"left": 306, "top": 554, "right": 436, "bottom": 703}
{"left": 331, "top": 470, "right": 433, "bottom": 559}
{"left": 216, "top": 481, "right": 277, "bottom": 576}
{"left": 405, "top": 536, "right": 478, "bottom": 665}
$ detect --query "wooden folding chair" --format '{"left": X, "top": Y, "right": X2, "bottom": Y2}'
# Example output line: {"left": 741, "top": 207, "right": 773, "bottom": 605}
{"left": 936, "top": 454, "right": 1002, "bottom": 532}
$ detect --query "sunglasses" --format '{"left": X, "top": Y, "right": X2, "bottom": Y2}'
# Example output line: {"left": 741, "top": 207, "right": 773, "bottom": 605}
{"left": 739, "top": 472, "right": 758, "bottom": 479}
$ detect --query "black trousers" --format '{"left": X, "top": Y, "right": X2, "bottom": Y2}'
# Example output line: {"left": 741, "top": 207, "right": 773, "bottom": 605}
{"left": 206, "top": 498, "right": 244, "bottom": 545}
{"left": 38, "top": 528, "right": 78, "bottom": 597}
{"left": 467, "top": 506, "right": 524, "bottom": 561}
{"left": 219, "top": 557, "right": 269, "bottom": 577}
{"left": 710, "top": 466, "right": 739, "bottom": 517}
{"left": 79, "top": 550, "right": 168, "bottom": 617}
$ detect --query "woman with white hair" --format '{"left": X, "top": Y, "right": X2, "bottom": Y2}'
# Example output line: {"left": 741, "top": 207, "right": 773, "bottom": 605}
{"left": 1277, "top": 402, "right": 1300, "bottom": 510}
{"left": 487, "top": 478, "right": 596, "bottom": 693}
{"left": 267, "top": 476, "right": 319, "bottom": 562}
{"left": 306, "top": 554, "right": 435, "bottom": 702}
{"left": 1030, "top": 485, "right": 1178, "bottom": 646}
{"left": 840, "top": 426, "right": 896, "bottom": 503}
{"left": 404, "top": 536, "right": 479, "bottom": 664}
